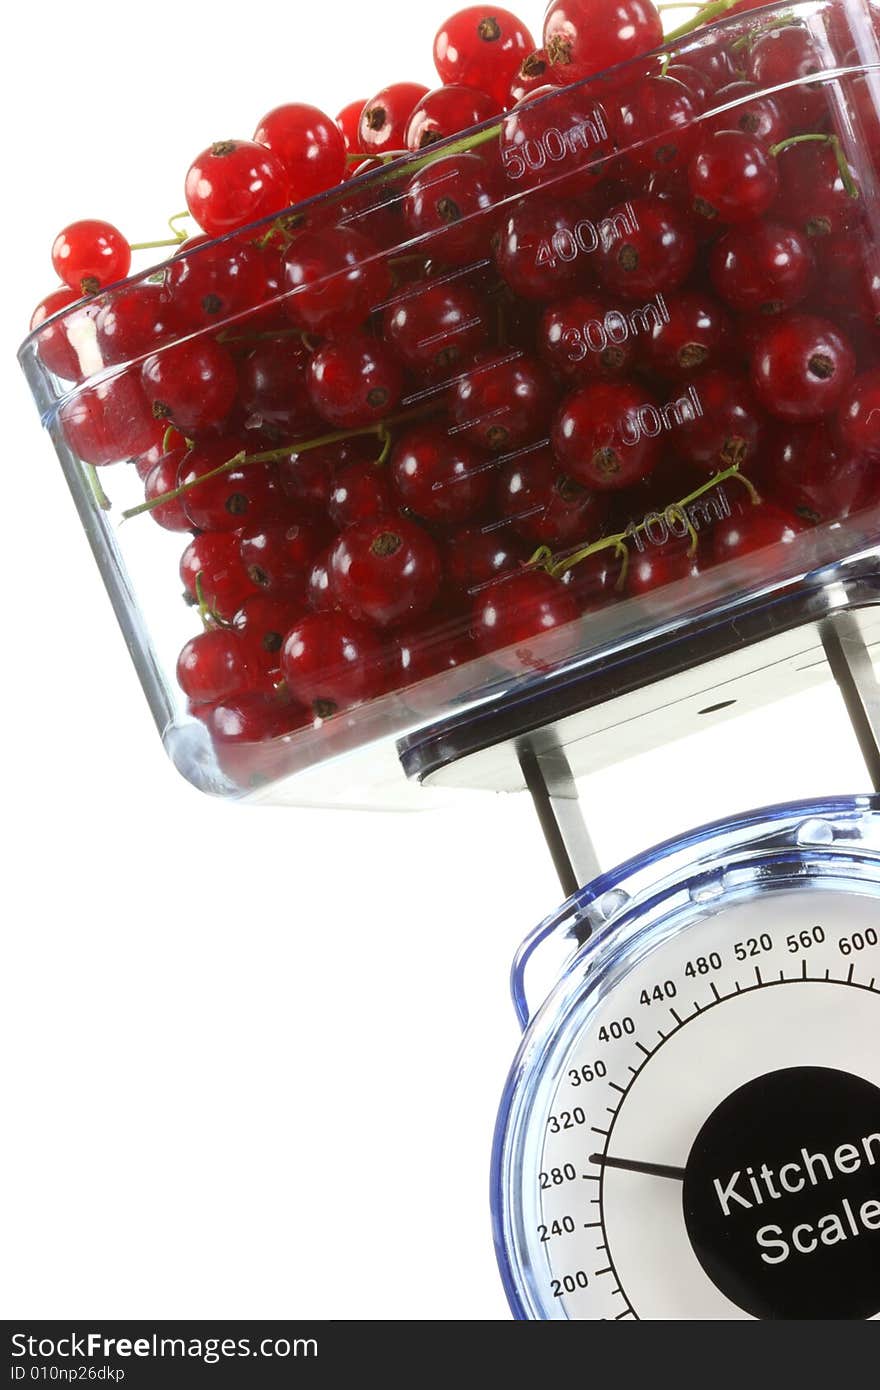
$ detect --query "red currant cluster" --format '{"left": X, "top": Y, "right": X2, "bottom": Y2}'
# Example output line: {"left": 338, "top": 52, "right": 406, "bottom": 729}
{"left": 25, "top": 0, "right": 880, "bottom": 788}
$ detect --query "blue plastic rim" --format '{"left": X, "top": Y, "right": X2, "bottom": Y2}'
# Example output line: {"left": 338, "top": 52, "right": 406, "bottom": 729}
{"left": 491, "top": 794, "right": 880, "bottom": 1320}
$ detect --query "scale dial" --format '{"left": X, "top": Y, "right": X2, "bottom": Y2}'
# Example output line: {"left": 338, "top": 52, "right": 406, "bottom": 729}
{"left": 493, "top": 800, "right": 880, "bottom": 1320}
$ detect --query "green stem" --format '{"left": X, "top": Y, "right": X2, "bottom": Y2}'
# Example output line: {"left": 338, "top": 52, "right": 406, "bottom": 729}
{"left": 664, "top": 0, "right": 739, "bottom": 42}
{"left": 130, "top": 236, "right": 183, "bottom": 251}
{"left": 345, "top": 149, "right": 409, "bottom": 165}
{"left": 769, "top": 133, "right": 860, "bottom": 198}
{"left": 121, "top": 404, "right": 440, "bottom": 521}
{"left": 168, "top": 211, "right": 191, "bottom": 242}
{"left": 86, "top": 464, "right": 111, "bottom": 512}
{"left": 375, "top": 424, "right": 393, "bottom": 467}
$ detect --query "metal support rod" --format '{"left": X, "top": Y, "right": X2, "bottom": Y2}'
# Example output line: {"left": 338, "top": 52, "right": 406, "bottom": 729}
{"left": 518, "top": 741, "right": 602, "bottom": 899}
{"left": 820, "top": 610, "right": 880, "bottom": 794}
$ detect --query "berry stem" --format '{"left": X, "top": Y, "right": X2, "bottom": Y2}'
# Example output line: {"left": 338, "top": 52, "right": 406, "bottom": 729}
{"left": 168, "top": 211, "right": 192, "bottom": 242}
{"left": 769, "top": 133, "right": 860, "bottom": 198}
{"left": 345, "top": 150, "right": 410, "bottom": 165}
{"left": 121, "top": 404, "right": 441, "bottom": 520}
{"left": 664, "top": 0, "right": 740, "bottom": 42}
{"left": 541, "top": 465, "right": 761, "bottom": 580}
{"left": 86, "top": 464, "right": 111, "bottom": 512}
{"left": 130, "top": 235, "right": 184, "bottom": 251}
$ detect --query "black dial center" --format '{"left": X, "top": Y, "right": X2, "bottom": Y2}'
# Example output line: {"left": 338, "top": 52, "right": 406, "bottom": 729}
{"left": 682, "top": 1067, "right": 880, "bottom": 1318}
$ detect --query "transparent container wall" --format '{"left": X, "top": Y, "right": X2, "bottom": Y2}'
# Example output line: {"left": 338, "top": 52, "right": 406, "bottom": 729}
{"left": 18, "top": 0, "right": 880, "bottom": 809}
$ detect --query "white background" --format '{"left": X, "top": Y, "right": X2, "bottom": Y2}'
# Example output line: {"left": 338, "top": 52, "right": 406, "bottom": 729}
{"left": 0, "top": 0, "right": 874, "bottom": 1321}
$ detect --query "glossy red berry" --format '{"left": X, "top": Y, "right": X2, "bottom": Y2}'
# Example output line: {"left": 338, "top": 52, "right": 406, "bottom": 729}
{"left": 496, "top": 197, "right": 593, "bottom": 302}
{"left": 508, "top": 49, "right": 551, "bottom": 104}
{"left": 405, "top": 85, "right": 501, "bottom": 151}
{"left": 500, "top": 84, "right": 612, "bottom": 196}
{"left": 144, "top": 447, "right": 191, "bottom": 531}
{"left": 307, "top": 334, "right": 403, "bottom": 429}
{"left": 706, "top": 82, "right": 790, "bottom": 145}
{"left": 206, "top": 692, "right": 305, "bottom": 749}
{"left": 838, "top": 368, "right": 880, "bottom": 460}
{"left": 233, "top": 592, "right": 306, "bottom": 672}
{"left": 336, "top": 99, "right": 368, "bottom": 155}
{"left": 329, "top": 459, "right": 393, "bottom": 530}
{"left": 238, "top": 515, "right": 325, "bottom": 592}
{"left": 388, "top": 619, "right": 479, "bottom": 706}
{"left": 236, "top": 337, "right": 319, "bottom": 435}
{"left": 595, "top": 198, "right": 697, "bottom": 299}
{"left": 543, "top": 0, "right": 663, "bottom": 86}
{"left": 30, "top": 288, "right": 90, "bottom": 380}
{"left": 751, "top": 314, "right": 856, "bottom": 422}
{"left": 184, "top": 140, "right": 290, "bottom": 238}
{"left": 775, "top": 140, "right": 861, "bottom": 239}
{"left": 445, "top": 525, "right": 528, "bottom": 594}
{"left": 626, "top": 540, "right": 701, "bottom": 597}
{"left": 165, "top": 234, "right": 274, "bottom": 330}
{"left": 689, "top": 131, "right": 780, "bottom": 224}
{"left": 392, "top": 424, "right": 493, "bottom": 524}
{"left": 176, "top": 628, "right": 257, "bottom": 703}
{"left": 434, "top": 8, "right": 536, "bottom": 106}
{"left": 141, "top": 338, "right": 238, "bottom": 435}
{"left": 712, "top": 503, "right": 801, "bottom": 564}
{"left": 383, "top": 279, "right": 490, "bottom": 379}
{"left": 403, "top": 152, "right": 499, "bottom": 266}
{"left": 472, "top": 570, "right": 580, "bottom": 672}
{"left": 253, "top": 104, "right": 346, "bottom": 202}
{"left": 179, "top": 439, "right": 278, "bottom": 533}
{"left": 497, "top": 445, "right": 605, "bottom": 546}
{"left": 95, "top": 284, "right": 181, "bottom": 366}
{"left": 360, "top": 83, "right": 430, "bottom": 152}
{"left": 747, "top": 26, "right": 829, "bottom": 128}
{"left": 60, "top": 374, "right": 158, "bottom": 466}
{"left": 615, "top": 76, "right": 701, "bottom": 175}
{"left": 51, "top": 220, "right": 131, "bottom": 295}
{"left": 331, "top": 516, "right": 442, "bottom": 628}
{"left": 553, "top": 380, "right": 662, "bottom": 491}
{"left": 180, "top": 532, "right": 260, "bottom": 620}
{"left": 540, "top": 291, "right": 638, "bottom": 383}
{"left": 281, "top": 611, "right": 386, "bottom": 716}
{"left": 306, "top": 549, "right": 338, "bottom": 612}
{"left": 452, "top": 350, "right": 556, "bottom": 453}
{"left": 759, "top": 422, "right": 875, "bottom": 524}
{"left": 282, "top": 227, "right": 392, "bottom": 336}
{"left": 676, "top": 368, "right": 766, "bottom": 472}
{"left": 640, "top": 291, "right": 731, "bottom": 377}
{"left": 710, "top": 223, "right": 815, "bottom": 317}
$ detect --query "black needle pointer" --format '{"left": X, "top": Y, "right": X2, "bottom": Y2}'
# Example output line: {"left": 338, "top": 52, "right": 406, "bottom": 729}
{"left": 589, "top": 1152, "right": 686, "bottom": 1181}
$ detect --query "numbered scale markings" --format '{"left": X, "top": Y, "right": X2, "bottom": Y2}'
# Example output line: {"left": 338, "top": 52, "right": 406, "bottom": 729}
{"left": 492, "top": 800, "right": 880, "bottom": 1320}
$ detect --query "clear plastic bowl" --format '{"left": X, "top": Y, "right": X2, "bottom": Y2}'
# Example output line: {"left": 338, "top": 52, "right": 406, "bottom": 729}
{"left": 18, "top": 0, "right": 880, "bottom": 808}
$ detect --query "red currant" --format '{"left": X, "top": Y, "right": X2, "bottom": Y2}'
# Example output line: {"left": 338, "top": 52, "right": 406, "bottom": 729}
{"left": 336, "top": 99, "right": 368, "bottom": 155}
{"left": 238, "top": 515, "right": 326, "bottom": 593}
{"left": 452, "top": 350, "right": 556, "bottom": 453}
{"left": 360, "top": 83, "right": 430, "bottom": 153}
{"left": 710, "top": 223, "right": 815, "bottom": 317}
{"left": 280, "top": 611, "right": 386, "bottom": 717}
{"left": 51, "top": 219, "right": 131, "bottom": 295}
{"left": 144, "top": 447, "right": 191, "bottom": 531}
{"left": 180, "top": 532, "right": 260, "bottom": 620}
{"left": 676, "top": 368, "right": 766, "bottom": 472}
{"left": 497, "top": 444, "right": 606, "bottom": 546}
{"left": 496, "top": 196, "right": 593, "bottom": 302}
{"left": 278, "top": 438, "right": 371, "bottom": 514}
{"left": 329, "top": 459, "right": 393, "bottom": 530}
{"left": 307, "top": 548, "right": 338, "bottom": 612}
{"left": 472, "top": 570, "right": 580, "bottom": 672}
{"left": 776, "top": 140, "right": 861, "bottom": 239}
{"left": 712, "top": 503, "right": 801, "bottom": 564}
{"left": 838, "top": 368, "right": 880, "bottom": 460}
{"left": 596, "top": 198, "right": 697, "bottom": 299}
{"left": 307, "top": 334, "right": 403, "bottom": 429}
{"left": 233, "top": 592, "right": 306, "bottom": 672}
{"left": 206, "top": 692, "right": 306, "bottom": 749}
{"left": 500, "top": 84, "right": 612, "bottom": 196}
{"left": 282, "top": 227, "right": 392, "bottom": 336}
{"left": 405, "top": 85, "right": 501, "bottom": 151}
{"left": 445, "top": 524, "right": 528, "bottom": 594}
{"left": 236, "top": 337, "right": 320, "bottom": 435}
{"left": 30, "top": 288, "right": 90, "bottom": 380}
{"left": 253, "top": 104, "right": 346, "bottom": 202}
{"left": 543, "top": 0, "right": 663, "bottom": 86}
{"left": 141, "top": 338, "right": 238, "bottom": 435}
{"left": 626, "top": 540, "right": 701, "bottom": 597}
{"left": 95, "top": 284, "right": 181, "bottom": 366}
{"left": 392, "top": 424, "right": 492, "bottom": 525}
{"left": 388, "top": 619, "right": 479, "bottom": 706}
{"left": 553, "top": 380, "right": 661, "bottom": 491}
{"left": 184, "top": 140, "right": 290, "bottom": 238}
{"left": 331, "top": 516, "right": 443, "bottom": 628}
{"left": 166, "top": 233, "right": 274, "bottom": 330}
{"left": 176, "top": 628, "right": 257, "bottom": 703}
{"left": 689, "top": 130, "right": 779, "bottom": 224}
{"left": 640, "top": 291, "right": 731, "bottom": 377}
{"left": 615, "top": 76, "right": 701, "bottom": 176}
{"left": 759, "top": 422, "right": 875, "bottom": 524}
{"left": 751, "top": 314, "right": 856, "bottom": 422}
{"left": 434, "top": 8, "right": 536, "bottom": 106}
{"left": 706, "top": 82, "right": 790, "bottom": 145}
{"left": 60, "top": 373, "right": 158, "bottom": 466}
{"left": 508, "top": 49, "right": 551, "bottom": 105}
{"left": 179, "top": 439, "right": 278, "bottom": 532}
{"left": 383, "top": 279, "right": 490, "bottom": 379}
{"left": 540, "top": 291, "right": 638, "bottom": 384}
{"left": 403, "top": 152, "right": 499, "bottom": 266}
{"left": 747, "top": 26, "right": 829, "bottom": 128}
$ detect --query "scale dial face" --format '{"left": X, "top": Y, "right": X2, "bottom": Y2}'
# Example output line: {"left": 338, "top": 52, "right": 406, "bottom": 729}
{"left": 495, "top": 839, "right": 880, "bottom": 1320}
